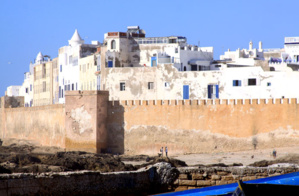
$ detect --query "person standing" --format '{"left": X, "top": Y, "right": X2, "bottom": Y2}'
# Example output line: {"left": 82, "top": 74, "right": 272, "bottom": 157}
{"left": 165, "top": 146, "right": 168, "bottom": 157}
{"left": 273, "top": 149, "right": 277, "bottom": 159}
{"left": 160, "top": 147, "right": 164, "bottom": 157}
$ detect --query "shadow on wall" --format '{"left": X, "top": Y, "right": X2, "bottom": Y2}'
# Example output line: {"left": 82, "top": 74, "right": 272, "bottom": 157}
{"left": 106, "top": 101, "right": 125, "bottom": 154}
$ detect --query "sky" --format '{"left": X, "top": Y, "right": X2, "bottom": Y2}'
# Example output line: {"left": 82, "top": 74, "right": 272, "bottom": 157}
{"left": 0, "top": 0, "right": 298, "bottom": 96}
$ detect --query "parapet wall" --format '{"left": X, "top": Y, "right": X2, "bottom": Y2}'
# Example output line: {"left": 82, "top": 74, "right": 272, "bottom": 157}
{"left": 108, "top": 98, "right": 299, "bottom": 155}
{"left": 2, "top": 94, "right": 299, "bottom": 155}
{"left": 2, "top": 104, "right": 65, "bottom": 148}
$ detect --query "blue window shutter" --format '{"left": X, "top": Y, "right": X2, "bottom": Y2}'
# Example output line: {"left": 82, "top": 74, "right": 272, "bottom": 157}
{"left": 183, "top": 85, "right": 189, "bottom": 99}
{"left": 216, "top": 85, "right": 219, "bottom": 98}
{"left": 239, "top": 80, "right": 242, "bottom": 86}
{"left": 233, "top": 80, "right": 236, "bottom": 86}
{"left": 108, "top": 61, "right": 113, "bottom": 68}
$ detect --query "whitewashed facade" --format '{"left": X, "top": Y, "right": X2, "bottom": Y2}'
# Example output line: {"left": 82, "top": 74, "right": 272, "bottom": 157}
{"left": 58, "top": 30, "right": 100, "bottom": 103}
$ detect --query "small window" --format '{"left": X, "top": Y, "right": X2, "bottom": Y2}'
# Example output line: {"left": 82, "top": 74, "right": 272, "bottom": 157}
{"left": 165, "top": 82, "right": 170, "bottom": 88}
{"left": 175, "top": 48, "right": 178, "bottom": 53}
{"left": 233, "top": 80, "right": 242, "bottom": 87}
{"left": 60, "top": 65, "right": 62, "bottom": 72}
{"left": 43, "top": 81, "right": 46, "bottom": 92}
{"left": 25, "top": 88, "right": 29, "bottom": 93}
{"left": 30, "top": 85, "right": 32, "bottom": 91}
{"left": 248, "top": 78, "right": 257, "bottom": 86}
{"left": 111, "top": 40, "right": 116, "bottom": 49}
{"left": 120, "top": 82, "right": 125, "bottom": 91}
{"left": 42, "top": 64, "right": 46, "bottom": 78}
{"left": 267, "top": 82, "right": 271, "bottom": 86}
{"left": 148, "top": 82, "right": 154, "bottom": 90}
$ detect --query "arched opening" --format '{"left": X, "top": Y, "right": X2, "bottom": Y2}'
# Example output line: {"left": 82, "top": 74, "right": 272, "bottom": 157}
{"left": 111, "top": 40, "right": 116, "bottom": 49}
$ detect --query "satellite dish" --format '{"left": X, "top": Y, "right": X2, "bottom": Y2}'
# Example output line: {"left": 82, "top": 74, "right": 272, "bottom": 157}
{"left": 140, "top": 29, "right": 146, "bottom": 34}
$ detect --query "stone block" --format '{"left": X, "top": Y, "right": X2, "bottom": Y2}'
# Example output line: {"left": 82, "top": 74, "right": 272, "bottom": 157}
{"left": 221, "top": 175, "right": 233, "bottom": 181}
{"left": 211, "top": 175, "right": 221, "bottom": 180}
{"left": 216, "top": 180, "right": 227, "bottom": 185}
{"left": 232, "top": 175, "right": 241, "bottom": 180}
{"left": 269, "top": 173, "right": 281, "bottom": 177}
{"left": 197, "top": 180, "right": 212, "bottom": 187}
{"left": 256, "top": 172, "right": 267, "bottom": 176}
{"left": 242, "top": 176, "right": 256, "bottom": 181}
{"left": 173, "top": 179, "right": 179, "bottom": 185}
{"left": 188, "top": 186, "right": 197, "bottom": 190}
{"left": 192, "top": 173, "right": 204, "bottom": 180}
{"left": 179, "top": 180, "right": 197, "bottom": 186}
{"left": 217, "top": 171, "right": 229, "bottom": 176}
{"left": 179, "top": 174, "right": 188, "bottom": 180}
{"left": 175, "top": 186, "right": 188, "bottom": 192}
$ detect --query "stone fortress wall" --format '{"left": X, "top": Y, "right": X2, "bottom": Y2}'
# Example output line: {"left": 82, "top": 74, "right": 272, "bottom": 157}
{"left": 1, "top": 92, "right": 299, "bottom": 155}
{"left": 108, "top": 98, "right": 299, "bottom": 155}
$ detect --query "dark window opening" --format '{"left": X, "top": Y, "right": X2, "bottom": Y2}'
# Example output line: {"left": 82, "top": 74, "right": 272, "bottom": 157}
{"left": 111, "top": 40, "right": 116, "bottom": 49}
{"left": 148, "top": 82, "right": 154, "bottom": 90}
{"left": 191, "top": 65, "right": 197, "bottom": 71}
{"left": 248, "top": 78, "right": 257, "bottom": 86}
{"left": 120, "top": 82, "right": 125, "bottom": 91}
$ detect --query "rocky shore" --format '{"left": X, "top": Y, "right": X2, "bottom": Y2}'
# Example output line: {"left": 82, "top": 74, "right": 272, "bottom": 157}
{"left": 1, "top": 139, "right": 299, "bottom": 195}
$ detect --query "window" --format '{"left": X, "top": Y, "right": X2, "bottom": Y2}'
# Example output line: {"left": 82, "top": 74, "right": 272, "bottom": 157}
{"left": 148, "top": 82, "right": 154, "bottom": 90}
{"left": 248, "top": 78, "right": 257, "bottom": 86}
{"left": 111, "top": 40, "right": 116, "bottom": 49}
{"left": 165, "top": 82, "right": 170, "bottom": 88}
{"left": 43, "top": 82, "right": 46, "bottom": 92}
{"left": 120, "top": 82, "right": 125, "bottom": 91}
{"left": 42, "top": 64, "right": 46, "bottom": 78}
{"left": 60, "top": 65, "right": 62, "bottom": 72}
{"left": 175, "top": 48, "right": 178, "bottom": 53}
{"left": 30, "top": 85, "right": 32, "bottom": 91}
{"left": 233, "top": 80, "right": 242, "bottom": 87}
{"left": 267, "top": 82, "right": 271, "bottom": 86}
{"left": 108, "top": 61, "right": 113, "bottom": 68}
{"left": 25, "top": 88, "right": 28, "bottom": 93}
{"left": 72, "top": 84, "right": 74, "bottom": 91}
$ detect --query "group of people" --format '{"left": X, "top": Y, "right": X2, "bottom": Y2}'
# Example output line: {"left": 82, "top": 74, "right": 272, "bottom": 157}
{"left": 159, "top": 146, "right": 168, "bottom": 157}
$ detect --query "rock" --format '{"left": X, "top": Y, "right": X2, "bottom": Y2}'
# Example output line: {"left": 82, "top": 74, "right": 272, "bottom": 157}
{"left": 153, "top": 162, "right": 179, "bottom": 185}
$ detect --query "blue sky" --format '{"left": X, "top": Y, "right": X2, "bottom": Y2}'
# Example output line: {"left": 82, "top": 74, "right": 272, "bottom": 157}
{"left": 0, "top": 0, "right": 298, "bottom": 96}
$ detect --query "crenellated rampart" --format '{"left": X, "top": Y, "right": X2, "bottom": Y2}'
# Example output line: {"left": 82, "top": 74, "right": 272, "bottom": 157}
{"left": 2, "top": 93, "right": 299, "bottom": 155}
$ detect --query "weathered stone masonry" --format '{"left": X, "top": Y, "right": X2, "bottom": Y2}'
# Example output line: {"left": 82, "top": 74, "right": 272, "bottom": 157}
{"left": 0, "top": 165, "right": 298, "bottom": 195}
{"left": 2, "top": 93, "right": 299, "bottom": 155}
{"left": 109, "top": 98, "right": 299, "bottom": 155}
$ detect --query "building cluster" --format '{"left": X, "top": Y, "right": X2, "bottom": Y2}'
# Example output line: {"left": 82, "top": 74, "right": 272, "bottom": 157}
{"left": 5, "top": 26, "right": 299, "bottom": 106}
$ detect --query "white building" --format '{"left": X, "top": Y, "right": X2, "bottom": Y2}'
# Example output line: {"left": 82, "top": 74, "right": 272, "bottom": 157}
{"left": 20, "top": 71, "right": 33, "bottom": 107}
{"left": 58, "top": 29, "right": 100, "bottom": 103}
{"left": 284, "top": 37, "right": 299, "bottom": 63}
{"left": 220, "top": 41, "right": 264, "bottom": 66}
{"left": 102, "top": 26, "right": 213, "bottom": 71}
{"left": 6, "top": 86, "right": 22, "bottom": 97}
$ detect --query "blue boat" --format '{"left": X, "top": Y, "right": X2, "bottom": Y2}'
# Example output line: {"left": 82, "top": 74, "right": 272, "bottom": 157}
{"left": 159, "top": 171, "right": 299, "bottom": 196}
